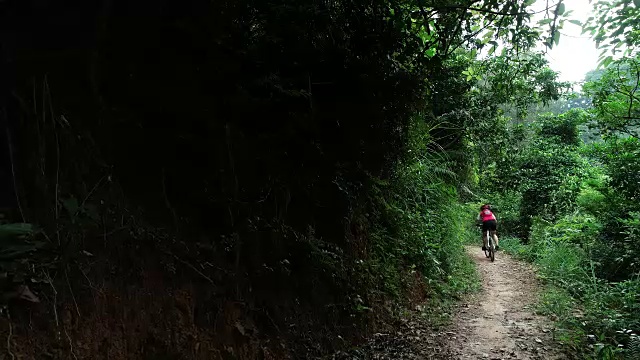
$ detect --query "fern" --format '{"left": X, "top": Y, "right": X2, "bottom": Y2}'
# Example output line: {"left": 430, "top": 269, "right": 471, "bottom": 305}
{"left": 629, "top": 334, "right": 640, "bottom": 360}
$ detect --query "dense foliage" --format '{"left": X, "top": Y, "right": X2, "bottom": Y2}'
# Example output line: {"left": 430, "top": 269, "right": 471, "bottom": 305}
{"left": 585, "top": 0, "right": 640, "bottom": 65}
{"left": 0, "top": 0, "right": 572, "bottom": 358}
{"left": 4, "top": 0, "right": 640, "bottom": 358}
{"left": 470, "top": 4, "right": 640, "bottom": 358}
{"left": 487, "top": 56, "right": 640, "bottom": 360}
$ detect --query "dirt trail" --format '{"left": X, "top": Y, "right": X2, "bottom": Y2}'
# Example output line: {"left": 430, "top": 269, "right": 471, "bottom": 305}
{"left": 436, "top": 246, "right": 564, "bottom": 360}
{"left": 330, "top": 246, "right": 566, "bottom": 360}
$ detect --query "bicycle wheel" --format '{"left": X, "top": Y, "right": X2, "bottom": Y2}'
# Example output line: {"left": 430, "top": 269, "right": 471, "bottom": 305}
{"left": 488, "top": 236, "right": 495, "bottom": 262}
{"left": 483, "top": 230, "right": 490, "bottom": 258}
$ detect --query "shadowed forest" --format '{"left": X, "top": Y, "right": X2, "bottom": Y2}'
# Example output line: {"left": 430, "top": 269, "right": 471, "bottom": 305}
{"left": 0, "top": 0, "right": 639, "bottom": 359}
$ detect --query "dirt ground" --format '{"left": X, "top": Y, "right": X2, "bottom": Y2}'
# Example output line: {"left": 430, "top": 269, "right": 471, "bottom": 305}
{"left": 434, "top": 246, "right": 566, "bottom": 360}
{"left": 329, "top": 246, "right": 568, "bottom": 360}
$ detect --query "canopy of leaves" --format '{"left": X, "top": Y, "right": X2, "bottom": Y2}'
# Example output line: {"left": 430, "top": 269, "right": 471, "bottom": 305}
{"left": 474, "top": 52, "right": 570, "bottom": 118}
{"left": 0, "top": 0, "right": 578, "bottom": 356}
{"left": 583, "top": 56, "right": 640, "bottom": 138}
{"left": 393, "top": 0, "right": 566, "bottom": 57}
{"left": 584, "top": 0, "right": 640, "bottom": 65}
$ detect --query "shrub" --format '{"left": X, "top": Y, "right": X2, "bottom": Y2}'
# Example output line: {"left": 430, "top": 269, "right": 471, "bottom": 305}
{"left": 486, "top": 191, "right": 522, "bottom": 237}
{"left": 502, "top": 216, "right": 640, "bottom": 359}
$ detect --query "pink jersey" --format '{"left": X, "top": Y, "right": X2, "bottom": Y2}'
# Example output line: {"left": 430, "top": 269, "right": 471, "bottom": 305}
{"left": 479, "top": 209, "right": 496, "bottom": 222}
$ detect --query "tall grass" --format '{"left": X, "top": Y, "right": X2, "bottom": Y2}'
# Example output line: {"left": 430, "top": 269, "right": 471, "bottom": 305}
{"left": 501, "top": 220, "right": 640, "bottom": 360}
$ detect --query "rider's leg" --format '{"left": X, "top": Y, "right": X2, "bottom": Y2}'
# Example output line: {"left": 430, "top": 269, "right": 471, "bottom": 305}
{"left": 491, "top": 230, "right": 499, "bottom": 248}
{"left": 482, "top": 231, "right": 488, "bottom": 249}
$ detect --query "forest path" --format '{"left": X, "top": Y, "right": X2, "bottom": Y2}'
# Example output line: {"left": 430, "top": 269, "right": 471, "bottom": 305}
{"left": 431, "top": 246, "right": 565, "bottom": 359}
{"left": 329, "top": 246, "right": 567, "bottom": 360}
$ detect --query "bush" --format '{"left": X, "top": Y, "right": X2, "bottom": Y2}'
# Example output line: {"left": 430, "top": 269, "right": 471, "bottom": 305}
{"left": 547, "top": 214, "right": 602, "bottom": 249}
{"left": 499, "top": 236, "right": 534, "bottom": 261}
{"left": 486, "top": 191, "right": 522, "bottom": 237}
{"left": 577, "top": 187, "right": 607, "bottom": 216}
{"left": 538, "top": 108, "right": 589, "bottom": 146}
{"left": 487, "top": 60, "right": 640, "bottom": 360}
{"left": 502, "top": 216, "right": 640, "bottom": 359}
{"left": 359, "top": 115, "right": 480, "bottom": 311}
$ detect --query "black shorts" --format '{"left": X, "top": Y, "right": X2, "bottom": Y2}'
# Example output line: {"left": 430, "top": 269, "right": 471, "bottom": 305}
{"left": 482, "top": 220, "right": 497, "bottom": 231}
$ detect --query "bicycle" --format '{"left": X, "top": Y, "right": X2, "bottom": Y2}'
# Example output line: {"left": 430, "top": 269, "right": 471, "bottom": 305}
{"left": 477, "top": 224, "right": 495, "bottom": 262}
{"left": 485, "top": 228, "right": 496, "bottom": 262}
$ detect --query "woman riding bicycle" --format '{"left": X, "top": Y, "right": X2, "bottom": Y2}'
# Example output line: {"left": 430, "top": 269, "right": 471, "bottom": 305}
{"left": 477, "top": 204, "right": 499, "bottom": 251}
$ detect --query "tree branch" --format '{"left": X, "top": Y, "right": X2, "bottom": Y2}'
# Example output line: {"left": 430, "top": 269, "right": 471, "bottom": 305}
{"left": 628, "top": 61, "right": 640, "bottom": 119}
{"left": 432, "top": 2, "right": 560, "bottom": 17}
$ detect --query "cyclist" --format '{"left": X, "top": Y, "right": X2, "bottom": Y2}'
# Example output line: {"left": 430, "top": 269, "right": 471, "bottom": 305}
{"left": 477, "top": 204, "right": 499, "bottom": 251}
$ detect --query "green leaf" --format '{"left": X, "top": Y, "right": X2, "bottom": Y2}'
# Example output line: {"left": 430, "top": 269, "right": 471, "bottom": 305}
{"left": 568, "top": 19, "right": 582, "bottom": 26}
{"left": 482, "top": 30, "right": 495, "bottom": 43}
{"left": 0, "top": 245, "right": 38, "bottom": 260}
{"left": 634, "top": 0, "right": 640, "bottom": 8}
{"left": 538, "top": 18, "right": 554, "bottom": 25}
{"left": 524, "top": 0, "right": 536, "bottom": 6}
{"left": 0, "top": 223, "right": 40, "bottom": 260}
{"left": 0, "top": 223, "right": 34, "bottom": 241}
{"left": 553, "top": 31, "right": 561, "bottom": 46}
{"left": 62, "top": 197, "right": 79, "bottom": 216}
{"left": 601, "top": 56, "right": 613, "bottom": 68}
{"left": 425, "top": 47, "right": 436, "bottom": 58}
{"left": 611, "top": 26, "right": 625, "bottom": 37}
{"left": 557, "top": 2, "right": 565, "bottom": 15}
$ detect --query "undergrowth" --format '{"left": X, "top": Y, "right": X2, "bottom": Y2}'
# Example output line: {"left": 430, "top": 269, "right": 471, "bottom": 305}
{"left": 419, "top": 243, "right": 480, "bottom": 328}
{"left": 412, "top": 203, "right": 480, "bottom": 327}
{"left": 501, "top": 232, "right": 640, "bottom": 360}
{"left": 361, "top": 115, "right": 481, "bottom": 321}
{"left": 484, "top": 108, "right": 640, "bottom": 360}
